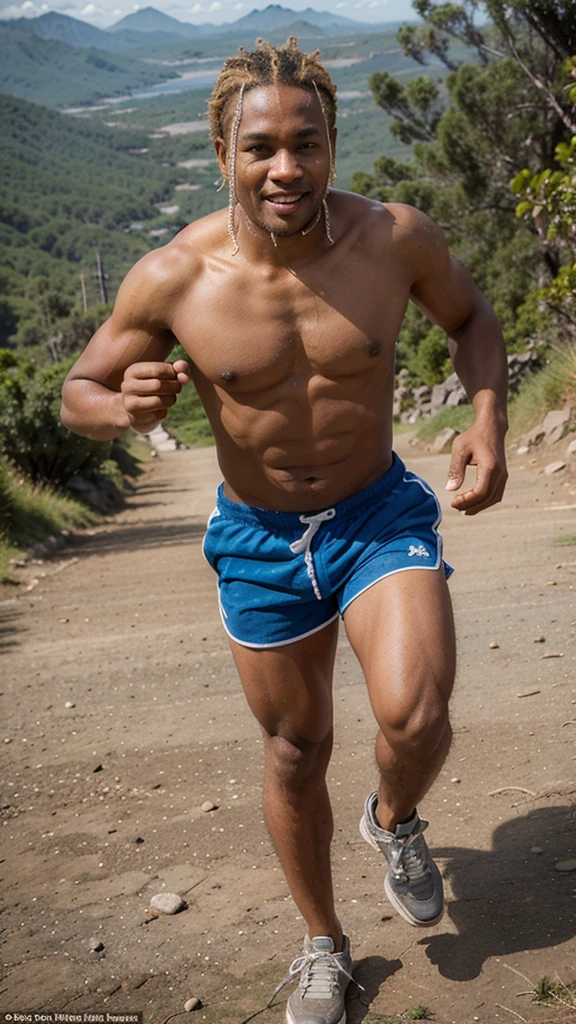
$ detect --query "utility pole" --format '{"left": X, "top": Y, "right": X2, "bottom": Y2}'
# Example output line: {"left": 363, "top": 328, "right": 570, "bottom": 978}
{"left": 95, "top": 250, "right": 108, "bottom": 304}
{"left": 80, "top": 271, "right": 88, "bottom": 313}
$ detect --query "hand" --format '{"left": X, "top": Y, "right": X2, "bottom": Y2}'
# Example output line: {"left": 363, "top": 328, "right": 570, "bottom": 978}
{"left": 445, "top": 422, "right": 508, "bottom": 515}
{"left": 121, "top": 360, "right": 191, "bottom": 434}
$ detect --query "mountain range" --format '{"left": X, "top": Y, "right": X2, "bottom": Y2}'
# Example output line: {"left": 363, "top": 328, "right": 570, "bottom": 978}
{"left": 4, "top": 4, "right": 395, "bottom": 50}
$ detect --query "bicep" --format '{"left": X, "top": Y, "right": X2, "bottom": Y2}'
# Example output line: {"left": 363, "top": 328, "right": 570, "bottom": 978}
{"left": 65, "top": 258, "right": 176, "bottom": 391}
{"left": 405, "top": 212, "right": 480, "bottom": 334}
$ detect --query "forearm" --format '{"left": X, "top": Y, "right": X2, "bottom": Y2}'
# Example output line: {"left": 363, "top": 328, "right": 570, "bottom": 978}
{"left": 447, "top": 295, "right": 508, "bottom": 433}
{"left": 61, "top": 379, "right": 131, "bottom": 441}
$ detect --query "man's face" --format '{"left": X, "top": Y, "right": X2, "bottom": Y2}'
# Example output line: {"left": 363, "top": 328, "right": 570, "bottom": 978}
{"left": 216, "top": 84, "right": 335, "bottom": 238}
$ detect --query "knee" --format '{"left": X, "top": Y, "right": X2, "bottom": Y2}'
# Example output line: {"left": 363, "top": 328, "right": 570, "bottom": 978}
{"left": 380, "top": 691, "right": 451, "bottom": 760}
{"left": 264, "top": 729, "right": 332, "bottom": 791}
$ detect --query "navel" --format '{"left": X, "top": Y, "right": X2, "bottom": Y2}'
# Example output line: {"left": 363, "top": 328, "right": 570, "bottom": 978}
{"left": 220, "top": 369, "right": 237, "bottom": 384}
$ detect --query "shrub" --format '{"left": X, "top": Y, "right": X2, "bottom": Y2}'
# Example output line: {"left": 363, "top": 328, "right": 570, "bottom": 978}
{"left": 0, "top": 350, "right": 110, "bottom": 485}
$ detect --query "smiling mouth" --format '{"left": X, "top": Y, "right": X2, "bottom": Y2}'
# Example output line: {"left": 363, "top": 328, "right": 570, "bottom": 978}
{"left": 263, "top": 193, "right": 308, "bottom": 212}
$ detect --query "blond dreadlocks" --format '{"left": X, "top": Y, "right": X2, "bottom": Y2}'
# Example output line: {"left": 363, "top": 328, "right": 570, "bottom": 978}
{"left": 208, "top": 38, "right": 338, "bottom": 254}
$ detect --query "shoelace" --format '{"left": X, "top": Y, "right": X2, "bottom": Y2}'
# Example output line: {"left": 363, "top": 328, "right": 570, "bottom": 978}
{"left": 389, "top": 832, "right": 429, "bottom": 882}
{"left": 271, "top": 948, "right": 361, "bottom": 1003}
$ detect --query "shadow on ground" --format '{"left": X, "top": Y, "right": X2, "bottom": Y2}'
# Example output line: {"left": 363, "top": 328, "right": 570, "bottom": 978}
{"left": 347, "top": 956, "right": 402, "bottom": 1023}
{"left": 0, "top": 602, "right": 25, "bottom": 653}
{"left": 73, "top": 518, "right": 207, "bottom": 557}
{"left": 422, "top": 805, "right": 576, "bottom": 981}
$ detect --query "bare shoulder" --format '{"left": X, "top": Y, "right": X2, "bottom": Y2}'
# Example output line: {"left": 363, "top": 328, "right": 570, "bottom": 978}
{"left": 115, "top": 209, "right": 227, "bottom": 326}
{"left": 337, "top": 192, "right": 447, "bottom": 263}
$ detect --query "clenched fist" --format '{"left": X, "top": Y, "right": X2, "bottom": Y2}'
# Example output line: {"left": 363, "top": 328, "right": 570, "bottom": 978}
{"left": 121, "top": 360, "right": 191, "bottom": 434}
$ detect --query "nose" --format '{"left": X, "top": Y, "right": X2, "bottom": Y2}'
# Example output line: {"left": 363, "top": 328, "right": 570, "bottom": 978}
{"left": 269, "top": 148, "right": 303, "bottom": 182}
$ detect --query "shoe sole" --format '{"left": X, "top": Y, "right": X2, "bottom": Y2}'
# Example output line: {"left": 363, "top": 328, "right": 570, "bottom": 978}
{"left": 286, "top": 1007, "right": 346, "bottom": 1024}
{"left": 359, "top": 815, "right": 444, "bottom": 928}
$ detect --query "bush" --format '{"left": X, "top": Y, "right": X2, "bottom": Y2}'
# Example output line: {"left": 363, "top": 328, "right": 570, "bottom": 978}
{"left": 0, "top": 349, "right": 111, "bottom": 485}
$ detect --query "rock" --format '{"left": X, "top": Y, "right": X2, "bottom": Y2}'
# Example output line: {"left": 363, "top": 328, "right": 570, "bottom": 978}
{"left": 432, "top": 427, "right": 458, "bottom": 454}
{"left": 516, "top": 445, "right": 529, "bottom": 456}
{"left": 66, "top": 473, "right": 125, "bottom": 514}
{"left": 64, "top": 700, "right": 75, "bottom": 709}
{"left": 431, "top": 382, "right": 450, "bottom": 413}
{"left": 144, "top": 424, "right": 178, "bottom": 453}
{"left": 544, "top": 460, "right": 566, "bottom": 475}
{"left": 530, "top": 846, "right": 543, "bottom": 855}
{"left": 542, "top": 406, "right": 571, "bottom": 445}
{"left": 489, "top": 640, "right": 500, "bottom": 649}
{"left": 520, "top": 424, "right": 546, "bottom": 450}
{"left": 445, "top": 384, "right": 468, "bottom": 407}
{"left": 201, "top": 799, "right": 218, "bottom": 812}
{"left": 533, "top": 635, "right": 546, "bottom": 643}
{"left": 184, "top": 998, "right": 201, "bottom": 1012}
{"left": 566, "top": 438, "right": 576, "bottom": 458}
{"left": 554, "top": 859, "right": 576, "bottom": 873}
{"left": 450, "top": 777, "right": 461, "bottom": 784}
{"left": 149, "top": 892, "right": 184, "bottom": 915}
{"left": 89, "top": 937, "right": 104, "bottom": 952}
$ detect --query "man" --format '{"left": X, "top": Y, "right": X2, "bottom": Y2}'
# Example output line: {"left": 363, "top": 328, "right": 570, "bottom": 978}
{"left": 61, "top": 38, "right": 508, "bottom": 1024}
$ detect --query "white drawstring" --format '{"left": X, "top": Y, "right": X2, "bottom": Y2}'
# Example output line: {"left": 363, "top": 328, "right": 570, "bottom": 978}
{"left": 289, "top": 509, "right": 336, "bottom": 601}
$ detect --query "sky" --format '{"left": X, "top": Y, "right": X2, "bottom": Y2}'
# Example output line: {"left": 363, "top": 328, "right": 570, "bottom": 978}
{"left": 0, "top": 0, "right": 419, "bottom": 29}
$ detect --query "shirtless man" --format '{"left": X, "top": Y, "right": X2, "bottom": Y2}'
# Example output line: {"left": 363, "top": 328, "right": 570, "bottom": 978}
{"left": 61, "top": 39, "right": 508, "bottom": 1024}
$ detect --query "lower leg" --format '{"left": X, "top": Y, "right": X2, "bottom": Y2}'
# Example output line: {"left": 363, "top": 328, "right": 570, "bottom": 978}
{"left": 262, "top": 733, "right": 343, "bottom": 949}
{"left": 374, "top": 719, "right": 452, "bottom": 831}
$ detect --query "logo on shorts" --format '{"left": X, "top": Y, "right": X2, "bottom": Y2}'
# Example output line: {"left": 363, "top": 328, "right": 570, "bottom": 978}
{"left": 408, "top": 544, "right": 430, "bottom": 558}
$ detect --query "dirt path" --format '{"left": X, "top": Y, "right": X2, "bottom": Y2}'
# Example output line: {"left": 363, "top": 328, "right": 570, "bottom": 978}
{"left": 1, "top": 440, "right": 575, "bottom": 1024}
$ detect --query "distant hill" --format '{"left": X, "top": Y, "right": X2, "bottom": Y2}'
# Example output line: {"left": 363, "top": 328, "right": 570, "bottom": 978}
{"left": 106, "top": 3, "right": 374, "bottom": 37}
{"left": 0, "top": 92, "right": 178, "bottom": 344}
{"left": 10, "top": 11, "right": 195, "bottom": 51}
{"left": 267, "top": 18, "right": 328, "bottom": 39}
{"left": 232, "top": 4, "right": 363, "bottom": 31}
{"left": 107, "top": 6, "right": 200, "bottom": 36}
{"left": 0, "top": 23, "right": 178, "bottom": 106}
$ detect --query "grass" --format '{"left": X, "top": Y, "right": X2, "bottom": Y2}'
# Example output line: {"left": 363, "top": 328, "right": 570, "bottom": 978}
{"left": 367, "top": 1007, "right": 431, "bottom": 1023}
{"left": 0, "top": 459, "right": 97, "bottom": 583}
{"left": 533, "top": 973, "right": 576, "bottom": 1008}
{"left": 553, "top": 534, "right": 576, "bottom": 546}
{"left": 415, "top": 405, "right": 474, "bottom": 444}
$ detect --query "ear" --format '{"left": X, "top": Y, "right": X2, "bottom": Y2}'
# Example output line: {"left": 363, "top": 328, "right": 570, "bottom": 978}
{"left": 214, "top": 137, "right": 228, "bottom": 178}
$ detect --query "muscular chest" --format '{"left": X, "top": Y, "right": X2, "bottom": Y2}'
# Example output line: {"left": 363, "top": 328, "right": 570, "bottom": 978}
{"left": 172, "top": 253, "right": 409, "bottom": 390}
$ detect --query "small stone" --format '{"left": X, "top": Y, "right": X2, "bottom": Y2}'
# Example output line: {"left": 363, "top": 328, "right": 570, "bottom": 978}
{"left": 135, "top": 836, "right": 145, "bottom": 844}
{"left": 554, "top": 859, "right": 576, "bottom": 873}
{"left": 530, "top": 846, "right": 543, "bottom": 855}
{"left": 489, "top": 640, "right": 499, "bottom": 649}
{"left": 89, "top": 937, "right": 104, "bottom": 952}
{"left": 149, "top": 892, "right": 184, "bottom": 915}
{"left": 93, "top": 763, "right": 103, "bottom": 772}
{"left": 64, "top": 701, "right": 75, "bottom": 709}
{"left": 450, "top": 777, "right": 461, "bottom": 784}
{"left": 544, "top": 460, "right": 566, "bottom": 475}
{"left": 201, "top": 800, "right": 218, "bottom": 812}
{"left": 184, "top": 998, "right": 201, "bottom": 1012}
{"left": 533, "top": 635, "right": 546, "bottom": 643}
{"left": 516, "top": 445, "right": 529, "bottom": 456}
{"left": 566, "top": 439, "right": 576, "bottom": 458}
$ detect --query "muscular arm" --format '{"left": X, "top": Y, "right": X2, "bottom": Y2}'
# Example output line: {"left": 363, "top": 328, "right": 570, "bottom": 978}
{"left": 394, "top": 205, "right": 508, "bottom": 513}
{"left": 61, "top": 249, "right": 189, "bottom": 440}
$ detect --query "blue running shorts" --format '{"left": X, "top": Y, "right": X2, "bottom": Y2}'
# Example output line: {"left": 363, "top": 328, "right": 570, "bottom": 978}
{"left": 202, "top": 453, "right": 453, "bottom": 649}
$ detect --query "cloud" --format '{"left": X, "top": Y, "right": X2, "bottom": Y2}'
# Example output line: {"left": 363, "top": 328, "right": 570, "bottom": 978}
{"left": 0, "top": 0, "right": 49, "bottom": 17}
{"left": 207, "top": 1, "right": 220, "bottom": 8}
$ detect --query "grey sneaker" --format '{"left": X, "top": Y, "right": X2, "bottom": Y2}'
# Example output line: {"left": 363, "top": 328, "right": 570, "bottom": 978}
{"left": 360, "top": 792, "right": 444, "bottom": 927}
{"left": 279, "top": 935, "right": 354, "bottom": 1024}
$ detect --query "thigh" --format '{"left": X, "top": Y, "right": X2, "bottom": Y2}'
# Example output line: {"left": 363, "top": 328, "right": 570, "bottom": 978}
{"left": 343, "top": 569, "right": 455, "bottom": 728}
{"left": 228, "top": 618, "right": 340, "bottom": 743}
